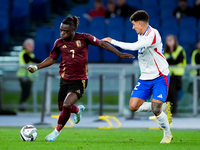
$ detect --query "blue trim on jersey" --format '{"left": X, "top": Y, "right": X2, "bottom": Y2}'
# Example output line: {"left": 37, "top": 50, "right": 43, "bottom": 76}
{"left": 143, "top": 26, "right": 150, "bottom": 35}
{"left": 131, "top": 74, "right": 170, "bottom": 102}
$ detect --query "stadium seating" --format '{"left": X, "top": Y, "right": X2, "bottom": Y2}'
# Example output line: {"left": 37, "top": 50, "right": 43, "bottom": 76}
{"left": 144, "top": 6, "right": 160, "bottom": 20}
{"left": 0, "top": 6, "right": 10, "bottom": 52}
{"left": 160, "top": 7, "right": 175, "bottom": 19}
{"left": 126, "top": 0, "right": 141, "bottom": 9}
{"left": 53, "top": 16, "right": 66, "bottom": 40}
{"left": 149, "top": 17, "right": 161, "bottom": 32}
{"left": 124, "top": 18, "right": 138, "bottom": 43}
{"left": 10, "top": 0, "right": 30, "bottom": 36}
{"left": 161, "top": 28, "right": 178, "bottom": 42}
{"left": 30, "top": 0, "right": 51, "bottom": 22}
{"left": 87, "top": 0, "right": 108, "bottom": 11}
{"left": 87, "top": 17, "right": 106, "bottom": 62}
{"left": 141, "top": 0, "right": 158, "bottom": 8}
{"left": 179, "top": 16, "right": 197, "bottom": 30}
{"left": 88, "top": 45, "right": 101, "bottom": 62}
{"left": 179, "top": 29, "right": 197, "bottom": 45}
{"left": 103, "top": 17, "right": 124, "bottom": 62}
{"left": 107, "top": 17, "right": 124, "bottom": 41}
{"left": 35, "top": 26, "right": 54, "bottom": 54}
{"left": 89, "top": 17, "right": 106, "bottom": 39}
{"left": 71, "top": 5, "right": 88, "bottom": 17}
{"left": 76, "top": 17, "right": 89, "bottom": 33}
{"left": 2, "top": 0, "right": 200, "bottom": 64}
{"left": 161, "top": 17, "right": 179, "bottom": 41}
{"left": 34, "top": 41, "right": 49, "bottom": 61}
{"left": 159, "top": 0, "right": 177, "bottom": 9}
{"left": 122, "top": 19, "right": 138, "bottom": 63}
{"left": 161, "top": 17, "right": 178, "bottom": 30}
{"left": 198, "top": 19, "right": 200, "bottom": 39}
{"left": 187, "top": 0, "right": 195, "bottom": 7}
{"left": 0, "top": 0, "right": 10, "bottom": 11}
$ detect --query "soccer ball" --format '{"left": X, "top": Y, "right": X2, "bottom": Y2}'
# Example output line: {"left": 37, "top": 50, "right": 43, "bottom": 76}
{"left": 20, "top": 125, "right": 38, "bottom": 141}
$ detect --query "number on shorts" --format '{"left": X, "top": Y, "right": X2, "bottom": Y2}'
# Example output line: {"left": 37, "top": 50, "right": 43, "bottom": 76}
{"left": 134, "top": 82, "right": 140, "bottom": 90}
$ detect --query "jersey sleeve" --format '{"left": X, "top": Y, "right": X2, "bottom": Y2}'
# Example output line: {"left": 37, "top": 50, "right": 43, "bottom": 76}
{"left": 49, "top": 39, "right": 61, "bottom": 59}
{"left": 111, "top": 38, "right": 146, "bottom": 51}
{"left": 111, "top": 31, "right": 154, "bottom": 51}
{"left": 83, "top": 33, "right": 99, "bottom": 46}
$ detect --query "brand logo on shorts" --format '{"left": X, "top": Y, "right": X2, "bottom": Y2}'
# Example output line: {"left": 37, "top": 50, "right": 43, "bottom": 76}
{"left": 157, "top": 94, "right": 163, "bottom": 98}
{"left": 76, "top": 89, "right": 80, "bottom": 94}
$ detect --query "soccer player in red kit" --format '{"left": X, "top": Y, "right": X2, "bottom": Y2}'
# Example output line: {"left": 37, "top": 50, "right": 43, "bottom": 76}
{"left": 27, "top": 16, "right": 134, "bottom": 141}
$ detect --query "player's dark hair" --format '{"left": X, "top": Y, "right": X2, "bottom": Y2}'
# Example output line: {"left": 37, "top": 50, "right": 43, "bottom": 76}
{"left": 62, "top": 16, "right": 80, "bottom": 30}
{"left": 130, "top": 10, "right": 149, "bottom": 23}
{"left": 164, "top": 34, "right": 179, "bottom": 54}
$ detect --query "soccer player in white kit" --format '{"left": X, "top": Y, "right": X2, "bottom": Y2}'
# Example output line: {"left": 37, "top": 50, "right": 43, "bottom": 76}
{"left": 102, "top": 10, "right": 173, "bottom": 143}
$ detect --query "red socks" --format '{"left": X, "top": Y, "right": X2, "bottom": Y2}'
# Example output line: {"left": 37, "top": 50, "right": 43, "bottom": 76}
{"left": 56, "top": 105, "right": 79, "bottom": 132}
{"left": 56, "top": 106, "right": 71, "bottom": 132}
{"left": 71, "top": 104, "right": 79, "bottom": 114}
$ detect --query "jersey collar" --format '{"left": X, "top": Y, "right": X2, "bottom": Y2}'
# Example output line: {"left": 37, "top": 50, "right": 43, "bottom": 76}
{"left": 143, "top": 26, "right": 151, "bottom": 36}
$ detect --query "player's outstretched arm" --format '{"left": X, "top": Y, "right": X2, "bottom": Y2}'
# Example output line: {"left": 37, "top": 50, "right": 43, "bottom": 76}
{"left": 102, "top": 37, "right": 145, "bottom": 51}
{"left": 27, "top": 57, "right": 56, "bottom": 73}
{"left": 98, "top": 40, "right": 135, "bottom": 59}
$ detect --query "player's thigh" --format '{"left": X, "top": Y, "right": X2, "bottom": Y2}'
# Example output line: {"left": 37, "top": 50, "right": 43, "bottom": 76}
{"left": 129, "top": 97, "right": 145, "bottom": 111}
{"left": 152, "top": 74, "right": 170, "bottom": 102}
{"left": 131, "top": 79, "right": 152, "bottom": 101}
{"left": 63, "top": 92, "right": 79, "bottom": 107}
{"left": 68, "top": 79, "right": 88, "bottom": 99}
{"left": 57, "top": 78, "right": 70, "bottom": 103}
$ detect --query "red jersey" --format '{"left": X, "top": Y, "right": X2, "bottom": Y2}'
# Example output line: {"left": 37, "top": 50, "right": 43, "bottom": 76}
{"left": 50, "top": 33, "right": 99, "bottom": 80}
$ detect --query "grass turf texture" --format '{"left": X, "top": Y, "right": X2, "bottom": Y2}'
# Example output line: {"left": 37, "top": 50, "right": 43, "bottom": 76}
{"left": 0, "top": 128, "right": 200, "bottom": 150}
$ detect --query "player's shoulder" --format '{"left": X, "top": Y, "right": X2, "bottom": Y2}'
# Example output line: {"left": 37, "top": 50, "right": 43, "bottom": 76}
{"left": 54, "top": 37, "right": 63, "bottom": 44}
{"left": 76, "top": 32, "right": 93, "bottom": 38}
{"left": 145, "top": 26, "right": 160, "bottom": 38}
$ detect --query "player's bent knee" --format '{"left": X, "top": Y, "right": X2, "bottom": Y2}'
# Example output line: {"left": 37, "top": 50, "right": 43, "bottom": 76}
{"left": 63, "top": 102, "right": 73, "bottom": 108}
{"left": 129, "top": 105, "right": 138, "bottom": 112}
{"left": 152, "top": 108, "right": 161, "bottom": 116}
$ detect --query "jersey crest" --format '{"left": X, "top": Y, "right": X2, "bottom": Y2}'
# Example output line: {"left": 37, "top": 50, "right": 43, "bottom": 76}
{"left": 76, "top": 40, "right": 81, "bottom": 47}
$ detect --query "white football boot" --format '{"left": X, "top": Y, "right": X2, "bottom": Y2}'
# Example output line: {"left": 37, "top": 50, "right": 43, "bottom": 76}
{"left": 160, "top": 133, "right": 173, "bottom": 143}
{"left": 162, "top": 102, "right": 173, "bottom": 124}
{"left": 74, "top": 105, "right": 85, "bottom": 124}
{"left": 44, "top": 128, "right": 60, "bottom": 141}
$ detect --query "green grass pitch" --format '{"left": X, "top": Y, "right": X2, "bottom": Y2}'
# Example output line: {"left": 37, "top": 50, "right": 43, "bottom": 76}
{"left": 0, "top": 127, "right": 200, "bottom": 150}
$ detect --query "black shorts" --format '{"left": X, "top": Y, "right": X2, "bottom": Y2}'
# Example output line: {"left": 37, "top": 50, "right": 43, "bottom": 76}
{"left": 57, "top": 78, "right": 88, "bottom": 102}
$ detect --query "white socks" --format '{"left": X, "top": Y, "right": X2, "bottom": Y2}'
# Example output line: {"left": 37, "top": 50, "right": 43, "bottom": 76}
{"left": 157, "top": 111, "right": 171, "bottom": 135}
{"left": 135, "top": 102, "right": 152, "bottom": 112}
{"left": 135, "top": 102, "right": 167, "bottom": 113}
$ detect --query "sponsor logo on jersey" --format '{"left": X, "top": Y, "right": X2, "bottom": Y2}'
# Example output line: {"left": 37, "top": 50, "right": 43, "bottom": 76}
{"left": 157, "top": 94, "right": 163, "bottom": 98}
{"left": 62, "top": 45, "right": 67, "bottom": 48}
{"left": 76, "top": 40, "right": 81, "bottom": 47}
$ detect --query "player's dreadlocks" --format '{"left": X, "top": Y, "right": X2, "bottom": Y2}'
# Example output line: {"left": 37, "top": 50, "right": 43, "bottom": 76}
{"left": 62, "top": 16, "right": 80, "bottom": 30}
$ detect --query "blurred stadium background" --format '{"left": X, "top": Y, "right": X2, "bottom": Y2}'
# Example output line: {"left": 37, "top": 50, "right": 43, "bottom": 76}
{"left": 0, "top": 0, "right": 199, "bottom": 125}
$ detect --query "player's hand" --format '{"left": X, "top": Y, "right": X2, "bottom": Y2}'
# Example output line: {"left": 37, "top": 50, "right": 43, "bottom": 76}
{"left": 27, "top": 65, "right": 38, "bottom": 73}
{"left": 119, "top": 53, "right": 135, "bottom": 59}
{"left": 101, "top": 37, "right": 112, "bottom": 43}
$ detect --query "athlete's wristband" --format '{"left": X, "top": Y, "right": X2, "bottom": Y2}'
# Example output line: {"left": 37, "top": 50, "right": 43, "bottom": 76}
{"left": 29, "top": 65, "right": 38, "bottom": 72}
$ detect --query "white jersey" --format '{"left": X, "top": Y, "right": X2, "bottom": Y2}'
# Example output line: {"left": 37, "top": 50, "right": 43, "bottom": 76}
{"left": 111, "top": 26, "right": 169, "bottom": 80}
